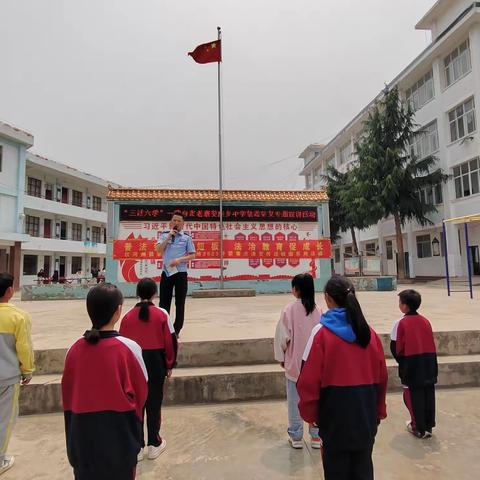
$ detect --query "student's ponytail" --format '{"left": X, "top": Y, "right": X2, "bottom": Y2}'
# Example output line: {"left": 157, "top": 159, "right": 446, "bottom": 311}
{"left": 324, "top": 275, "right": 371, "bottom": 348}
{"left": 291, "top": 273, "right": 316, "bottom": 316}
{"left": 136, "top": 278, "right": 158, "bottom": 322}
{"left": 84, "top": 327, "right": 101, "bottom": 345}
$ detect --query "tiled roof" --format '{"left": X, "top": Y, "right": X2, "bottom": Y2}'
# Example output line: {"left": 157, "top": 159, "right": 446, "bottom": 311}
{"left": 107, "top": 188, "right": 328, "bottom": 202}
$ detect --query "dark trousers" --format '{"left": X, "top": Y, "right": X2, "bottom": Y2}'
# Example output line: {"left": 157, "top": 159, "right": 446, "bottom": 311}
{"left": 74, "top": 467, "right": 136, "bottom": 480}
{"left": 322, "top": 446, "right": 374, "bottom": 480}
{"left": 403, "top": 385, "right": 436, "bottom": 435}
{"left": 143, "top": 379, "right": 166, "bottom": 447}
{"left": 159, "top": 271, "right": 188, "bottom": 334}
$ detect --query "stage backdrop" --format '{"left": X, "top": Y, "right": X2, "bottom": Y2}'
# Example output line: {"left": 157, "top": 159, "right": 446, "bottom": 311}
{"left": 106, "top": 189, "right": 331, "bottom": 295}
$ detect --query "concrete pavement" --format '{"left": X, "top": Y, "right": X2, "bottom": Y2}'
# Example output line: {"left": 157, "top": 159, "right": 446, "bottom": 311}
{"left": 6, "top": 389, "right": 480, "bottom": 480}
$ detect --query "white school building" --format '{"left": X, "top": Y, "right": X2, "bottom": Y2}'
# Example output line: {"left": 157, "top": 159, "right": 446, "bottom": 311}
{"left": 300, "top": 0, "right": 480, "bottom": 280}
{"left": 0, "top": 119, "right": 117, "bottom": 288}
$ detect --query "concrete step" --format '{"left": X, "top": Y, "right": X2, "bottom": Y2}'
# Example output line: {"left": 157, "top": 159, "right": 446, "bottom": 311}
{"left": 19, "top": 355, "right": 480, "bottom": 415}
{"left": 33, "top": 330, "right": 480, "bottom": 375}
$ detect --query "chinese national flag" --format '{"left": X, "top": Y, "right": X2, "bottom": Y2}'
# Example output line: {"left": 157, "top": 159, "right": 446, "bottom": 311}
{"left": 188, "top": 40, "right": 222, "bottom": 64}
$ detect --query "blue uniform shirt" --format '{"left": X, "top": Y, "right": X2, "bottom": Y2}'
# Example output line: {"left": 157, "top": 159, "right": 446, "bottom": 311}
{"left": 157, "top": 231, "right": 195, "bottom": 275}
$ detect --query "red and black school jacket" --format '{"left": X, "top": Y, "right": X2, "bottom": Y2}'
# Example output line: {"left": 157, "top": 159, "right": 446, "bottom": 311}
{"left": 62, "top": 331, "right": 148, "bottom": 475}
{"left": 120, "top": 303, "right": 178, "bottom": 382}
{"left": 297, "top": 309, "right": 388, "bottom": 452}
{"left": 390, "top": 313, "right": 438, "bottom": 387}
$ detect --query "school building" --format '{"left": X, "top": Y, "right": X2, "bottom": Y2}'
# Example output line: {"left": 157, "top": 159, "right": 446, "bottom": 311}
{"left": 300, "top": 0, "right": 480, "bottom": 279}
{"left": 0, "top": 119, "right": 116, "bottom": 288}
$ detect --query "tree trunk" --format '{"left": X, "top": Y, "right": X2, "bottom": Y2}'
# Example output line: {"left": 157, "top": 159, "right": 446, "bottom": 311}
{"left": 394, "top": 213, "right": 406, "bottom": 280}
{"left": 350, "top": 227, "right": 359, "bottom": 256}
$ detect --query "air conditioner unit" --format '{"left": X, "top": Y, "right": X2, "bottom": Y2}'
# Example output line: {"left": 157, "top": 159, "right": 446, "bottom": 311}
{"left": 86, "top": 227, "right": 91, "bottom": 241}
{"left": 86, "top": 195, "right": 91, "bottom": 209}
{"left": 55, "top": 222, "right": 61, "bottom": 238}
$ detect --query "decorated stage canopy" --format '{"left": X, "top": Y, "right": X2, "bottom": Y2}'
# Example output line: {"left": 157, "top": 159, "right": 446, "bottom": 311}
{"left": 106, "top": 188, "right": 331, "bottom": 293}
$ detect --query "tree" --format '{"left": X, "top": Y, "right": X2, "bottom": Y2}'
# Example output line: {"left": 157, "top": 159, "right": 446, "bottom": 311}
{"left": 324, "top": 166, "right": 371, "bottom": 255}
{"left": 351, "top": 86, "right": 448, "bottom": 280}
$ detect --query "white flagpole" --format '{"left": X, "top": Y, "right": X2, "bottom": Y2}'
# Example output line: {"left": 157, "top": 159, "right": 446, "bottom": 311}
{"left": 217, "top": 26, "right": 224, "bottom": 289}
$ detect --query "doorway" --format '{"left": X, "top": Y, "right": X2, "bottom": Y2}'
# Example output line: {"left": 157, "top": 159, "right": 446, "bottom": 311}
{"left": 469, "top": 246, "right": 480, "bottom": 276}
{"left": 59, "top": 256, "right": 66, "bottom": 277}
{"left": 43, "top": 256, "right": 51, "bottom": 277}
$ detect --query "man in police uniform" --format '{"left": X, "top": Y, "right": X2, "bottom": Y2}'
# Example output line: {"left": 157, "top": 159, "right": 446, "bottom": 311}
{"left": 155, "top": 211, "right": 196, "bottom": 336}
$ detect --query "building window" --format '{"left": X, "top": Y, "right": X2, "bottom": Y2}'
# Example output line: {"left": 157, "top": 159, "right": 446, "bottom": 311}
{"left": 27, "top": 177, "right": 42, "bottom": 198}
{"left": 92, "top": 226, "right": 102, "bottom": 243}
{"left": 92, "top": 196, "right": 102, "bottom": 211}
{"left": 72, "top": 190, "right": 83, "bottom": 207}
{"left": 72, "top": 223, "right": 83, "bottom": 241}
{"left": 444, "top": 39, "right": 471, "bottom": 87}
{"left": 406, "top": 70, "right": 434, "bottom": 111}
{"left": 23, "top": 255, "right": 38, "bottom": 275}
{"left": 386, "top": 240, "right": 393, "bottom": 260}
{"left": 365, "top": 242, "right": 376, "bottom": 256}
{"left": 449, "top": 98, "right": 476, "bottom": 142}
{"left": 25, "top": 215, "right": 40, "bottom": 237}
{"left": 339, "top": 142, "right": 352, "bottom": 165}
{"left": 453, "top": 158, "right": 480, "bottom": 198}
{"left": 418, "top": 183, "right": 443, "bottom": 205}
{"left": 325, "top": 154, "right": 335, "bottom": 169}
{"left": 0, "top": 145, "right": 3, "bottom": 172}
{"left": 344, "top": 246, "right": 353, "bottom": 257}
{"left": 410, "top": 121, "right": 439, "bottom": 159}
{"left": 71, "top": 256, "right": 83, "bottom": 275}
{"left": 334, "top": 249, "right": 340, "bottom": 263}
{"left": 416, "top": 234, "right": 432, "bottom": 259}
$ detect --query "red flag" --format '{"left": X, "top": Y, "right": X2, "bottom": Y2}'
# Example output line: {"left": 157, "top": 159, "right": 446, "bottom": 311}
{"left": 188, "top": 40, "right": 222, "bottom": 64}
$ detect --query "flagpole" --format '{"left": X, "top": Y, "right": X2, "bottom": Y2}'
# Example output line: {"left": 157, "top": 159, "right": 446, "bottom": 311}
{"left": 217, "top": 26, "right": 224, "bottom": 289}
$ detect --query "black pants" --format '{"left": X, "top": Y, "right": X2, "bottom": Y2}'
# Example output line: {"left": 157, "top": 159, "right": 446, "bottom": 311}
{"left": 159, "top": 271, "right": 188, "bottom": 334}
{"left": 322, "top": 446, "right": 374, "bottom": 480}
{"left": 144, "top": 379, "right": 166, "bottom": 447}
{"left": 74, "top": 466, "right": 136, "bottom": 480}
{"left": 404, "top": 385, "right": 436, "bottom": 435}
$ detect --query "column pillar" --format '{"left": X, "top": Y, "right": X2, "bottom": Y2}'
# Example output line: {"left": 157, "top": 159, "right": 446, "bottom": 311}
{"left": 9, "top": 242, "right": 21, "bottom": 290}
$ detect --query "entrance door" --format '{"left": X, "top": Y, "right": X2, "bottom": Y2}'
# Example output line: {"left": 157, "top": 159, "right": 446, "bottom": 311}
{"left": 44, "top": 219, "right": 51, "bottom": 238}
{"left": 43, "top": 256, "right": 51, "bottom": 277}
{"left": 59, "top": 256, "right": 66, "bottom": 277}
{"left": 470, "top": 246, "right": 480, "bottom": 276}
{"left": 60, "top": 221, "right": 67, "bottom": 240}
{"left": 61, "top": 187, "right": 69, "bottom": 204}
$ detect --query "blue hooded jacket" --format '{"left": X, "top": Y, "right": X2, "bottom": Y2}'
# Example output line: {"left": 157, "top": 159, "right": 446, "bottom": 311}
{"left": 320, "top": 308, "right": 356, "bottom": 343}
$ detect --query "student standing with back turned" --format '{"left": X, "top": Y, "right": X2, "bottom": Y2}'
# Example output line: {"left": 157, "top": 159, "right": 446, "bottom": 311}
{"left": 297, "top": 276, "right": 388, "bottom": 480}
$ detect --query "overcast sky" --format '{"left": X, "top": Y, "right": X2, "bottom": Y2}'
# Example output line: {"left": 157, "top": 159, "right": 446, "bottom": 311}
{"left": 1, "top": 0, "right": 435, "bottom": 190}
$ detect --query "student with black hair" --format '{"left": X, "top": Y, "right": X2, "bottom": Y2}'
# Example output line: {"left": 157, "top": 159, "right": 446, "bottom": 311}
{"left": 297, "top": 275, "right": 387, "bottom": 480}
{"left": 274, "top": 273, "right": 322, "bottom": 449}
{"left": 62, "top": 283, "right": 148, "bottom": 480}
{"left": 120, "top": 278, "right": 177, "bottom": 461}
{"left": 0, "top": 273, "right": 35, "bottom": 477}
{"left": 391, "top": 289, "right": 437, "bottom": 439}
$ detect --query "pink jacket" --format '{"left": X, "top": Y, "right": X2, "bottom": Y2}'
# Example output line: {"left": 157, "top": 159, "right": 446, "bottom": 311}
{"left": 274, "top": 299, "right": 322, "bottom": 381}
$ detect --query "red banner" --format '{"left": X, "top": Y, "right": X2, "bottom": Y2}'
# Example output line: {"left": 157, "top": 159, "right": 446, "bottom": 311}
{"left": 113, "top": 239, "right": 331, "bottom": 260}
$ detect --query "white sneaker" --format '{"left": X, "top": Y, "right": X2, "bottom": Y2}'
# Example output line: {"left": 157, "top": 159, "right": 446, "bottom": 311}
{"left": 0, "top": 456, "right": 15, "bottom": 476}
{"left": 311, "top": 437, "right": 323, "bottom": 449}
{"left": 137, "top": 448, "right": 144, "bottom": 462}
{"left": 288, "top": 438, "right": 303, "bottom": 449}
{"left": 148, "top": 439, "right": 167, "bottom": 460}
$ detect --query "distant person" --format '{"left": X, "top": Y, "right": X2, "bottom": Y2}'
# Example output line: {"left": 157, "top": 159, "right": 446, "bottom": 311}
{"left": 0, "top": 273, "right": 35, "bottom": 477}
{"left": 391, "top": 289, "right": 438, "bottom": 439}
{"left": 62, "top": 283, "right": 148, "bottom": 480}
{"left": 155, "top": 211, "right": 196, "bottom": 336}
{"left": 297, "top": 275, "right": 387, "bottom": 480}
{"left": 120, "top": 278, "right": 177, "bottom": 461}
{"left": 274, "top": 273, "right": 322, "bottom": 449}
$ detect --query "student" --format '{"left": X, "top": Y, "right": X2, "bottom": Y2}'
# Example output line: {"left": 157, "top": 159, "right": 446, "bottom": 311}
{"left": 0, "top": 273, "right": 35, "bottom": 477}
{"left": 120, "top": 278, "right": 177, "bottom": 461}
{"left": 297, "top": 276, "right": 387, "bottom": 480}
{"left": 274, "top": 273, "right": 322, "bottom": 449}
{"left": 391, "top": 289, "right": 437, "bottom": 439}
{"left": 62, "top": 283, "right": 148, "bottom": 480}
